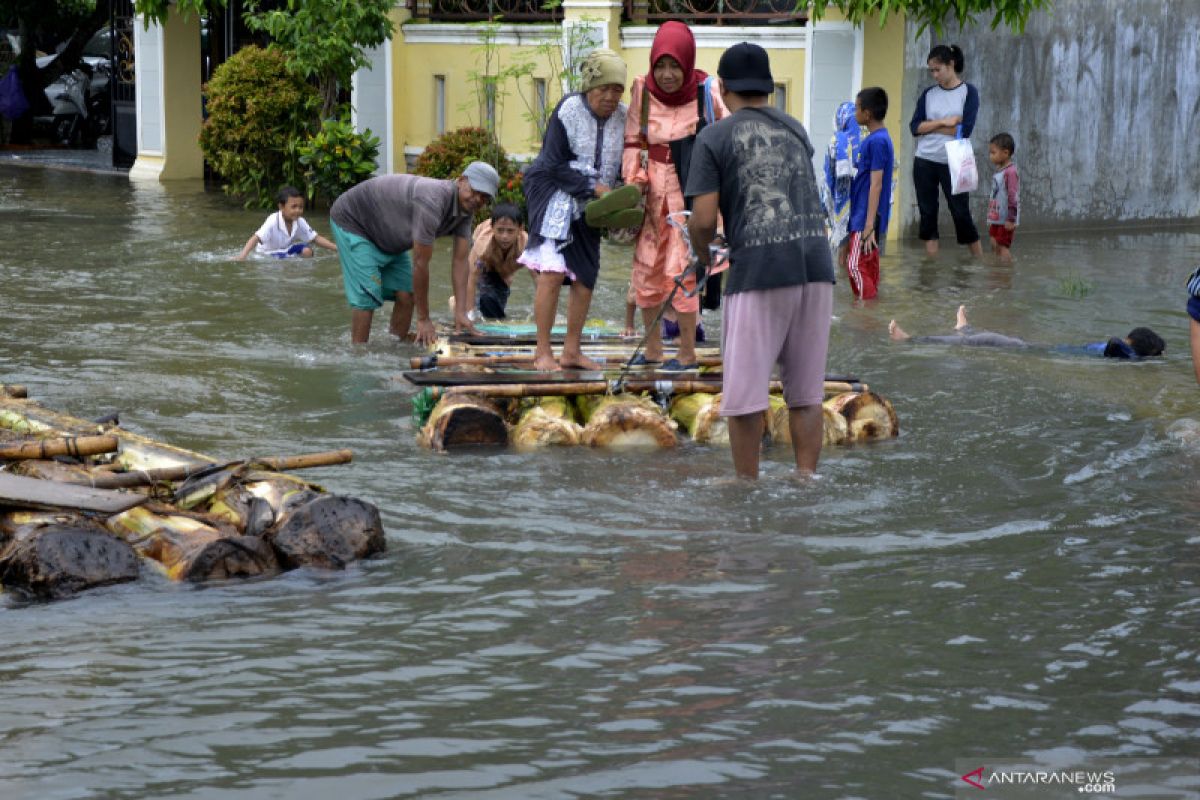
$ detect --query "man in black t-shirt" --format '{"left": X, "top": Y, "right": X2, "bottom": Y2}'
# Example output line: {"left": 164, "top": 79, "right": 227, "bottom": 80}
{"left": 686, "top": 43, "right": 835, "bottom": 480}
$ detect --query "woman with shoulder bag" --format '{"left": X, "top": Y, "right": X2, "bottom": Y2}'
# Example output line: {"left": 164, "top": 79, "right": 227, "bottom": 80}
{"left": 622, "top": 21, "right": 729, "bottom": 371}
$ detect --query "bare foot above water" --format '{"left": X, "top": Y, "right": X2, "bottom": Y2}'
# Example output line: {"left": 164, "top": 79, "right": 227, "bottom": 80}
{"left": 888, "top": 320, "right": 910, "bottom": 341}
{"left": 559, "top": 353, "right": 602, "bottom": 371}
{"left": 533, "top": 353, "right": 561, "bottom": 372}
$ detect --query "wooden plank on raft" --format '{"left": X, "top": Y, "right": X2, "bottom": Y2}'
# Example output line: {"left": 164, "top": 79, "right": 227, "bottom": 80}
{"left": 0, "top": 472, "right": 147, "bottom": 513}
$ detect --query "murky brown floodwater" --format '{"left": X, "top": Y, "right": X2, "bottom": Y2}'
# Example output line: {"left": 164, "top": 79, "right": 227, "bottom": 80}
{"left": 1, "top": 165, "right": 1198, "bottom": 799}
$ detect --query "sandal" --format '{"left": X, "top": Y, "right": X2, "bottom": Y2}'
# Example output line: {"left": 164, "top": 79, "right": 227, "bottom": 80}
{"left": 585, "top": 184, "right": 641, "bottom": 227}
{"left": 661, "top": 358, "right": 699, "bottom": 372}
{"left": 592, "top": 207, "right": 645, "bottom": 230}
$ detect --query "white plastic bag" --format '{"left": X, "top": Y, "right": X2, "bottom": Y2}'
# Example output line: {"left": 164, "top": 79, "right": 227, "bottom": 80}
{"left": 945, "top": 135, "right": 978, "bottom": 195}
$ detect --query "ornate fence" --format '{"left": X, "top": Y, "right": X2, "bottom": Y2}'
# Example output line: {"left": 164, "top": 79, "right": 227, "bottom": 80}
{"left": 407, "top": 0, "right": 563, "bottom": 22}
{"left": 625, "top": 0, "right": 807, "bottom": 24}
{"left": 407, "top": 0, "right": 806, "bottom": 24}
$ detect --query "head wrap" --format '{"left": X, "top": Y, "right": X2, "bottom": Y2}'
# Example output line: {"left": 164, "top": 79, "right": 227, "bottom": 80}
{"left": 580, "top": 49, "right": 627, "bottom": 94}
{"left": 645, "top": 21, "right": 707, "bottom": 107}
{"left": 820, "top": 101, "right": 862, "bottom": 243}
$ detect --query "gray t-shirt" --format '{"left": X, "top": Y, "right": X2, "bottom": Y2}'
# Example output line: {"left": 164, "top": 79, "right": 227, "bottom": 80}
{"left": 914, "top": 83, "right": 968, "bottom": 163}
{"left": 685, "top": 106, "right": 834, "bottom": 294}
{"left": 330, "top": 174, "right": 473, "bottom": 254}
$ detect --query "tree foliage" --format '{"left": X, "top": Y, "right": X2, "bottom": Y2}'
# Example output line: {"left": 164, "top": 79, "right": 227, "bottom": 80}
{"left": 808, "top": 0, "right": 1053, "bottom": 34}
{"left": 297, "top": 118, "right": 380, "bottom": 207}
{"left": 243, "top": 0, "right": 394, "bottom": 120}
{"left": 132, "top": 0, "right": 394, "bottom": 120}
{"left": 414, "top": 126, "right": 524, "bottom": 219}
{"left": 199, "top": 45, "right": 318, "bottom": 207}
{"left": 132, "top": 0, "right": 1051, "bottom": 34}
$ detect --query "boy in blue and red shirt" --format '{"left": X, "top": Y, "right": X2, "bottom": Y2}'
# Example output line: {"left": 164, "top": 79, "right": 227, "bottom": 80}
{"left": 845, "top": 87, "right": 894, "bottom": 299}
{"left": 986, "top": 132, "right": 1020, "bottom": 262}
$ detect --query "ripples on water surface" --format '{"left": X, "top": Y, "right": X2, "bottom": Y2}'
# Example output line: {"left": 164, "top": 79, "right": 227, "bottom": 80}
{"left": 1, "top": 168, "right": 1198, "bottom": 799}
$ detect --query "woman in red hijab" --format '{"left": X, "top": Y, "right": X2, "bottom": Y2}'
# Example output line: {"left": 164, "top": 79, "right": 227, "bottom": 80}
{"left": 622, "top": 21, "right": 728, "bottom": 370}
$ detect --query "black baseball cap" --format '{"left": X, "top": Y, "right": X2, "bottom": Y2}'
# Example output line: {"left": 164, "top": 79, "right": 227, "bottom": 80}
{"left": 718, "top": 42, "right": 775, "bottom": 95}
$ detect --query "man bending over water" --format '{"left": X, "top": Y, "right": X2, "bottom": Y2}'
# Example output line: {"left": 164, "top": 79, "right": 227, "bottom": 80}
{"left": 889, "top": 305, "right": 1164, "bottom": 360}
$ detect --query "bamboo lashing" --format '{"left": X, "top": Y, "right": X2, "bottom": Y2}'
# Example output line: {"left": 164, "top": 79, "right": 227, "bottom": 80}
{"left": 0, "top": 434, "right": 119, "bottom": 461}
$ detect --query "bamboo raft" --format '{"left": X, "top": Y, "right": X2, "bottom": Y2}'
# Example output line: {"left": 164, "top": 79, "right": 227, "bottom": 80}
{"left": 0, "top": 385, "right": 385, "bottom": 601}
{"left": 405, "top": 335, "right": 899, "bottom": 452}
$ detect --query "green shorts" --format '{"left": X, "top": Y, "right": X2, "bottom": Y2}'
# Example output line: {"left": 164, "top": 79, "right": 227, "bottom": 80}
{"left": 330, "top": 220, "right": 413, "bottom": 311}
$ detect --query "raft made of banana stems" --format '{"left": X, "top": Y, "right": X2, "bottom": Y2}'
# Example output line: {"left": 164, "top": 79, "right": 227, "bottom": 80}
{"left": 0, "top": 388, "right": 385, "bottom": 602}
{"left": 412, "top": 382, "right": 898, "bottom": 453}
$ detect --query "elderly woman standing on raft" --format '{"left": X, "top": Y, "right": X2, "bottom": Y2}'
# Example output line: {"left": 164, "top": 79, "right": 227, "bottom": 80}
{"left": 519, "top": 49, "right": 629, "bottom": 372}
{"left": 623, "top": 21, "right": 728, "bottom": 370}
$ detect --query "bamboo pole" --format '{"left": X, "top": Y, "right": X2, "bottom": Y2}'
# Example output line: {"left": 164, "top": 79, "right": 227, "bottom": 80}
{"left": 432, "top": 380, "right": 863, "bottom": 399}
{"left": 0, "top": 434, "right": 119, "bottom": 461}
{"left": 412, "top": 354, "right": 726, "bottom": 369}
{"left": 75, "top": 449, "right": 354, "bottom": 489}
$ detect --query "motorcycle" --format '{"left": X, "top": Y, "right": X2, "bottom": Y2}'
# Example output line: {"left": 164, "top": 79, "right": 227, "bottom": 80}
{"left": 35, "top": 50, "right": 110, "bottom": 147}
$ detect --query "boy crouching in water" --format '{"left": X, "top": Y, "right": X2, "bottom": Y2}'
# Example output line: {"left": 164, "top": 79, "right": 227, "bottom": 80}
{"left": 236, "top": 186, "right": 338, "bottom": 261}
{"left": 986, "top": 133, "right": 1019, "bottom": 262}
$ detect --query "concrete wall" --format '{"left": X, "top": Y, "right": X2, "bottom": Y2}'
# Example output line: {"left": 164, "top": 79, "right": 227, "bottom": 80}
{"left": 901, "top": 0, "right": 1200, "bottom": 233}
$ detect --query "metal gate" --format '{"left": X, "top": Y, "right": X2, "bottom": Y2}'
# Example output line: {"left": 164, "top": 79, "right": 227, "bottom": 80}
{"left": 110, "top": 0, "right": 136, "bottom": 168}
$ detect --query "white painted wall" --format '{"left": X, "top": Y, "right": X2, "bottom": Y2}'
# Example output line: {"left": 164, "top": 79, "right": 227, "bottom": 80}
{"left": 903, "top": 0, "right": 1200, "bottom": 229}
{"left": 133, "top": 19, "right": 162, "bottom": 154}
{"left": 805, "top": 23, "right": 862, "bottom": 176}
{"left": 352, "top": 43, "right": 391, "bottom": 175}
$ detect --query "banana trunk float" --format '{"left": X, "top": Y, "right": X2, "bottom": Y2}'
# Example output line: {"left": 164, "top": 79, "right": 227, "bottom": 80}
{"left": 511, "top": 396, "right": 583, "bottom": 450}
{"left": 106, "top": 505, "right": 279, "bottom": 583}
{"left": 577, "top": 394, "right": 678, "bottom": 449}
{"left": 669, "top": 393, "right": 728, "bottom": 445}
{"left": 766, "top": 395, "right": 850, "bottom": 447}
{"left": 0, "top": 511, "right": 140, "bottom": 599}
{"left": 825, "top": 391, "right": 900, "bottom": 442}
{"left": 0, "top": 394, "right": 384, "bottom": 594}
{"left": 419, "top": 394, "right": 509, "bottom": 451}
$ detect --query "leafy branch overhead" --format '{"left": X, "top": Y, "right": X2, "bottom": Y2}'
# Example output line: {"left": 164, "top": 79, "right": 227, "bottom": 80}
{"left": 242, "top": 0, "right": 394, "bottom": 120}
{"left": 134, "top": 0, "right": 1050, "bottom": 34}
{"left": 806, "top": 0, "right": 1053, "bottom": 34}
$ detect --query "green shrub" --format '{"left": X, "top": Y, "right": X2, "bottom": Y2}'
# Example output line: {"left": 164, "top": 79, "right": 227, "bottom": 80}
{"left": 200, "top": 46, "right": 319, "bottom": 208}
{"left": 298, "top": 118, "right": 380, "bottom": 207}
{"left": 413, "top": 126, "right": 525, "bottom": 219}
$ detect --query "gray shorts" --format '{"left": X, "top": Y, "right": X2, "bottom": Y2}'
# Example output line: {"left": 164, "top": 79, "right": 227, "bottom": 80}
{"left": 721, "top": 282, "right": 834, "bottom": 416}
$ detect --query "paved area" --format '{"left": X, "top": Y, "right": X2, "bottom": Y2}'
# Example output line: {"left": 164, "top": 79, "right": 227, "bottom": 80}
{"left": 0, "top": 135, "right": 128, "bottom": 175}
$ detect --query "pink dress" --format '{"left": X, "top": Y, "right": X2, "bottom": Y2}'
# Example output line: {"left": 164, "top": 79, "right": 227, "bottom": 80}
{"left": 622, "top": 75, "right": 728, "bottom": 314}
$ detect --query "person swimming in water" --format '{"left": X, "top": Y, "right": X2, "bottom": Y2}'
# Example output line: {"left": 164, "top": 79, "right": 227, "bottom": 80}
{"left": 889, "top": 305, "right": 1164, "bottom": 360}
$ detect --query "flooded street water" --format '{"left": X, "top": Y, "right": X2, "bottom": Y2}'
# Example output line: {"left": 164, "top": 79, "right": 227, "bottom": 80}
{"left": 1, "top": 165, "right": 1198, "bottom": 799}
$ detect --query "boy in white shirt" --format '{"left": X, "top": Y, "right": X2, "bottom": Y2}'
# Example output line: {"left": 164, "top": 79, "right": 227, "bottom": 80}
{"left": 236, "top": 186, "right": 337, "bottom": 260}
